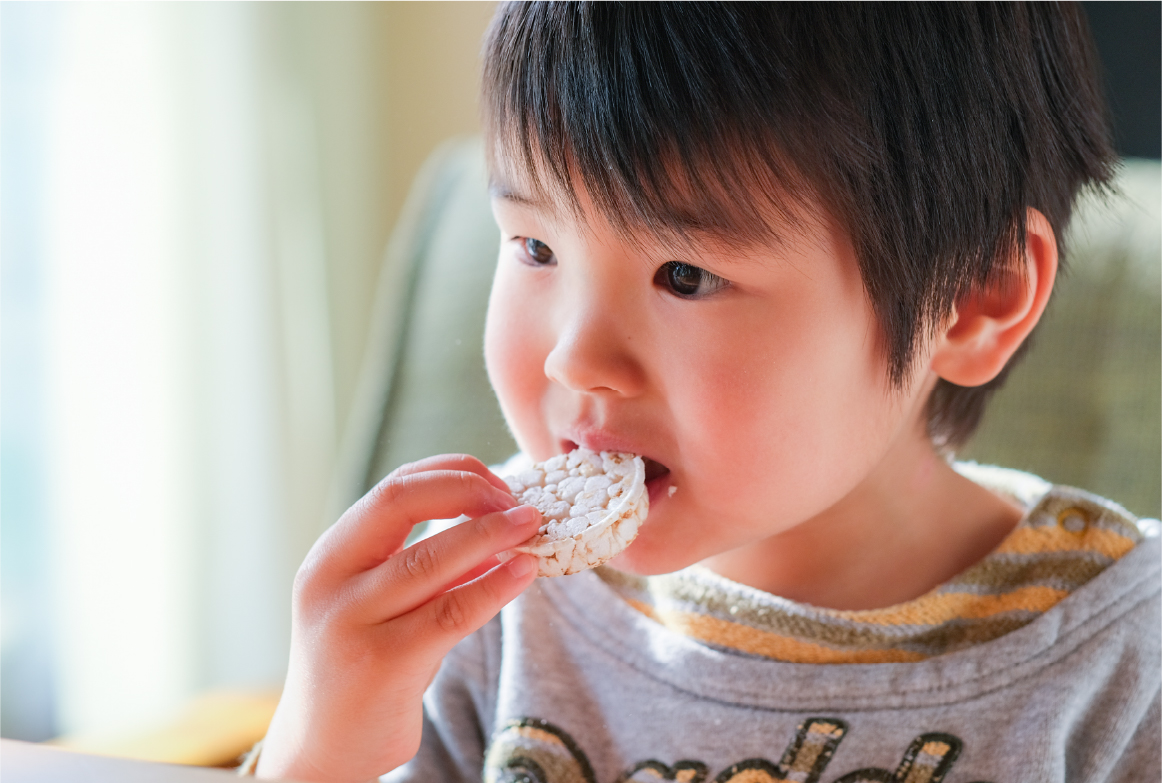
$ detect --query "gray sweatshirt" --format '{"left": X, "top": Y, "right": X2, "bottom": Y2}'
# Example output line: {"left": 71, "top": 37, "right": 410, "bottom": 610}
{"left": 385, "top": 477, "right": 1160, "bottom": 783}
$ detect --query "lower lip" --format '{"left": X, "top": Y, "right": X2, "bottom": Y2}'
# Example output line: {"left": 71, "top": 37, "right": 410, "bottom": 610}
{"left": 646, "top": 471, "right": 673, "bottom": 506}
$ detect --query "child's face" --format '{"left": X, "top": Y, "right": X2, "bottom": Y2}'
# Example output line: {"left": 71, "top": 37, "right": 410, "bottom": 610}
{"left": 485, "top": 175, "right": 934, "bottom": 575}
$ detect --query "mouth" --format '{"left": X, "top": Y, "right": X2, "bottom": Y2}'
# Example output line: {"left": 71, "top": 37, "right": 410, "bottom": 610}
{"left": 562, "top": 438, "right": 673, "bottom": 504}
{"left": 643, "top": 457, "right": 670, "bottom": 482}
{"left": 642, "top": 458, "right": 673, "bottom": 504}
{"left": 642, "top": 457, "right": 674, "bottom": 506}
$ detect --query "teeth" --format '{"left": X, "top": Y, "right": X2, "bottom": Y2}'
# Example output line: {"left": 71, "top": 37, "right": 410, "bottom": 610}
{"left": 503, "top": 447, "right": 649, "bottom": 577}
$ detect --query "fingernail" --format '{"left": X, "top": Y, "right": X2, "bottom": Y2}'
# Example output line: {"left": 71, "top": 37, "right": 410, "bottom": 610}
{"left": 506, "top": 554, "right": 535, "bottom": 578}
{"left": 505, "top": 505, "right": 540, "bottom": 525}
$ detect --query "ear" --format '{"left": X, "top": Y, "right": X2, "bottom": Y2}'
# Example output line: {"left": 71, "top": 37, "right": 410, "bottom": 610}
{"left": 930, "top": 208, "right": 1058, "bottom": 387}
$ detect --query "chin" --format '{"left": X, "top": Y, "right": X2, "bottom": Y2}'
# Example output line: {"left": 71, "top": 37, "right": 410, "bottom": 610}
{"left": 605, "top": 528, "right": 699, "bottom": 576}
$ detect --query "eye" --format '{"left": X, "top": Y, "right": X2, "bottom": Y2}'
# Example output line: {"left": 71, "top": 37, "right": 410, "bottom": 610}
{"left": 655, "top": 261, "right": 729, "bottom": 299}
{"left": 518, "top": 237, "right": 556, "bottom": 266}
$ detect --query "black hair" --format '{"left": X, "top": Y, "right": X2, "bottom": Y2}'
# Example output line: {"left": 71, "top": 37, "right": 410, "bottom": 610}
{"left": 481, "top": 1, "right": 1117, "bottom": 449}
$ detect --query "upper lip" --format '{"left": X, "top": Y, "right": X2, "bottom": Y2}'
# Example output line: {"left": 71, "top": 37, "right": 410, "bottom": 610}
{"left": 560, "top": 425, "right": 643, "bottom": 456}
{"left": 558, "top": 425, "right": 669, "bottom": 473}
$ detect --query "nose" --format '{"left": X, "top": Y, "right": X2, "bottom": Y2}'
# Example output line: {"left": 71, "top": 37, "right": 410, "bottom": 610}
{"left": 543, "top": 297, "right": 646, "bottom": 397}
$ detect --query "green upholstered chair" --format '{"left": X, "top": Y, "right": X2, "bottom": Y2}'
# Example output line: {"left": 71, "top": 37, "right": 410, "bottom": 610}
{"left": 960, "top": 162, "right": 1161, "bottom": 518}
{"left": 329, "top": 138, "right": 1161, "bottom": 524}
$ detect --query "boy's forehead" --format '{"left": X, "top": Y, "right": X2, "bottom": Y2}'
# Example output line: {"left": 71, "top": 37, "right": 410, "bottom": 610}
{"left": 488, "top": 162, "right": 825, "bottom": 264}
{"left": 483, "top": 100, "right": 836, "bottom": 256}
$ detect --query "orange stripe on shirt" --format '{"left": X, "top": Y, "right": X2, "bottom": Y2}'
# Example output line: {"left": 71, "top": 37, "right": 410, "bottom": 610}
{"left": 992, "top": 525, "right": 1136, "bottom": 559}
{"left": 825, "top": 584, "right": 1069, "bottom": 627}
{"left": 626, "top": 599, "right": 926, "bottom": 664}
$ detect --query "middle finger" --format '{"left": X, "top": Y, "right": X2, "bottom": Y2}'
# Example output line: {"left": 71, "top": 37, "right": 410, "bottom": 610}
{"left": 351, "top": 504, "right": 542, "bottom": 623}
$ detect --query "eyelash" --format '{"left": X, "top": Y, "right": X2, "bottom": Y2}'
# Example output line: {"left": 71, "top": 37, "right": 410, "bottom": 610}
{"left": 514, "top": 238, "right": 729, "bottom": 300}
{"left": 655, "top": 261, "right": 730, "bottom": 299}
{"left": 516, "top": 237, "right": 555, "bottom": 266}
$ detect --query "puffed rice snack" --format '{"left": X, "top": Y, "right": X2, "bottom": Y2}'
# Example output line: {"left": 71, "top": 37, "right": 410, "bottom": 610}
{"left": 501, "top": 448, "right": 648, "bottom": 577}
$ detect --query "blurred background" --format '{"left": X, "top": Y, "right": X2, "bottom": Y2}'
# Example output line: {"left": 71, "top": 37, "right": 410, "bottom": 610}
{"left": 2, "top": 0, "right": 498, "bottom": 754}
{"left": 1, "top": 0, "right": 1158, "bottom": 765}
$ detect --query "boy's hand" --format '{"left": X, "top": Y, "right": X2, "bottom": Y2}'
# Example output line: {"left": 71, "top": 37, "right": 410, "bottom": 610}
{"left": 255, "top": 454, "right": 540, "bottom": 783}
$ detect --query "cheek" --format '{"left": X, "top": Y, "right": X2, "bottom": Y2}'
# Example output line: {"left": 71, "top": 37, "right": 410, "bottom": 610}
{"left": 664, "top": 296, "right": 900, "bottom": 524}
{"left": 484, "top": 265, "right": 552, "bottom": 453}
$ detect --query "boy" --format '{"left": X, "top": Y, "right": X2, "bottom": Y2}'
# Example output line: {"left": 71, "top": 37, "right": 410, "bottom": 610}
{"left": 253, "top": 4, "right": 1159, "bottom": 782}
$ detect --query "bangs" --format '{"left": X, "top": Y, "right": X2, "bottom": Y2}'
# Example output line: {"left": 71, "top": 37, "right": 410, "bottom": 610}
{"left": 481, "top": 2, "right": 861, "bottom": 245}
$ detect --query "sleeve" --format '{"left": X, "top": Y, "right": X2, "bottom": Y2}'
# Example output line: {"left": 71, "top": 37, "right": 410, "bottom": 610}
{"left": 1103, "top": 691, "right": 1161, "bottom": 783}
{"left": 381, "top": 617, "right": 502, "bottom": 783}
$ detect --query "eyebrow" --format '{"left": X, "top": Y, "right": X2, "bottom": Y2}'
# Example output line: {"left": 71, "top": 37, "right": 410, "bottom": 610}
{"left": 487, "top": 179, "right": 544, "bottom": 207}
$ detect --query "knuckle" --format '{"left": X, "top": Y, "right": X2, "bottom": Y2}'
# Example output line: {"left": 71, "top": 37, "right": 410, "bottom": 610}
{"left": 455, "top": 454, "right": 487, "bottom": 473}
{"left": 367, "top": 474, "right": 407, "bottom": 508}
{"left": 470, "top": 514, "right": 495, "bottom": 540}
{"left": 291, "top": 549, "right": 328, "bottom": 611}
{"left": 458, "top": 470, "right": 494, "bottom": 504}
{"left": 434, "top": 593, "right": 469, "bottom": 634}
{"left": 388, "top": 458, "right": 426, "bottom": 479}
{"left": 292, "top": 562, "right": 315, "bottom": 602}
{"left": 456, "top": 470, "right": 477, "bottom": 494}
{"left": 291, "top": 564, "right": 336, "bottom": 626}
{"left": 358, "top": 472, "right": 418, "bottom": 517}
{"left": 401, "top": 544, "right": 440, "bottom": 581}
{"left": 291, "top": 575, "right": 316, "bottom": 616}
{"left": 476, "top": 572, "right": 503, "bottom": 607}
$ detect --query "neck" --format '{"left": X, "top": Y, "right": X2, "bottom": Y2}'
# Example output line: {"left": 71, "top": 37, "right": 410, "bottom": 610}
{"left": 699, "top": 429, "right": 1023, "bottom": 611}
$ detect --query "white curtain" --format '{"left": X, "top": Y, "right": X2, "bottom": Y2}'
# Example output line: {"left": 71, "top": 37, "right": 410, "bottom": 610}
{"left": 2, "top": 2, "right": 395, "bottom": 740}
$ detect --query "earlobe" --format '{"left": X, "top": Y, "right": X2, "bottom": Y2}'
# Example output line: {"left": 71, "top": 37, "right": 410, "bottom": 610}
{"left": 930, "top": 208, "right": 1058, "bottom": 387}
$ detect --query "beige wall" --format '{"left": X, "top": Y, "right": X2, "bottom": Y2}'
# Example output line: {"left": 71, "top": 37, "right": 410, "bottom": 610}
{"left": 360, "top": 1, "right": 498, "bottom": 442}
{"left": 271, "top": 2, "right": 497, "bottom": 444}
{"left": 384, "top": 2, "right": 498, "bottom": 230}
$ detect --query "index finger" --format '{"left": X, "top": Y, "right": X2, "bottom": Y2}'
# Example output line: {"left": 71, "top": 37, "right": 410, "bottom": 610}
{"left": 389, "top": 453, "right": 512, "bottom": 495}
{"left": 319, "top": 470, "right": 517, "bottom": 576}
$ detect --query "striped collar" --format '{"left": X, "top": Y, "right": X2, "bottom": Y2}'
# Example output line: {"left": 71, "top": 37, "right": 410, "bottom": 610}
{"left": 596, "top": 465, "right": 1154, "bottom": 663}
